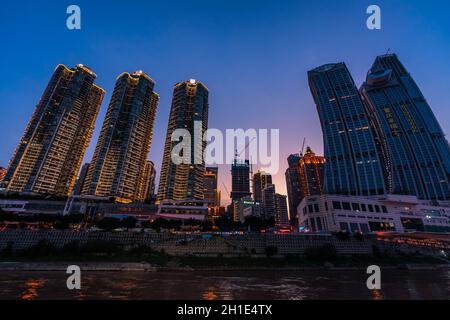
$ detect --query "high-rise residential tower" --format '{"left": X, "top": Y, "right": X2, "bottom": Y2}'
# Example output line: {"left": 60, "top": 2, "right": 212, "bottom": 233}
{"left": 285, "top": 153, "right": 302, "bottom": 220}
{"left": 360, "top": 54, "right": 450, "bottom": 200}
{"left": 137, "top": 160, "right": 157, "bottom": 202}
{"left": 82, "top": 71, "right": 158, "bottom": 202}
{"left": 0, "top": 167, "right": 6, "bottom": 182}
{"left": 4, "top": 64, "right": 104, "bottom": 196}
{"left": 253, "top": 170, "right": 272, "bottom": 203}
{"left": 157, "top": 79, "right": 209, "bottom": 202}
{"left": 308, "top": 63, "right": 386, "bottom": 196}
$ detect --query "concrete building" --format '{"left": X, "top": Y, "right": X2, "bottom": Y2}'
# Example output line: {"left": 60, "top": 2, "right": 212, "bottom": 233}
{"left": 204, "top": 167, "right": 220, "bottom": 215}
{"left": 138, "top": 161, "right": 156, "bottom": 203}
{"left": 262, "top": 184, "right": 276, "bottom": 220}
{"left": 275, "top": 193, "right": 289, "bottom": 227}
{"left": 0, "top": 167, "right": 6, "bottom": 182}
{"left": 3, "top": 64, "right": 104, "bottom": 196}
{"left": 299, "top": 147, "right": 325, "bottom": 198}
{"left": 230, "top": 159, "right": 251, "bottom": 201}
{"left": 157, "top": 79, "right": 209, "bottom": 202}
{"left": 82, "top": 71, "right": 158, "bottom": 202}
{"left": 253, "top": 170, "right": 272, "bottom": 203}
{"left": 232, "top": 197, "right": 261, "bottom": 223}
{"left": 298, "top": 194, "right": 450, "bottom": 233}
{"left": 285, "top": 154, "right": 302, "bottom": 223}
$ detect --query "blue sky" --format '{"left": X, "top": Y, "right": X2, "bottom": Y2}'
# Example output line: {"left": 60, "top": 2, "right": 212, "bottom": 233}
{"left": 1, "top": 0, "right": 450, "bottom": 203}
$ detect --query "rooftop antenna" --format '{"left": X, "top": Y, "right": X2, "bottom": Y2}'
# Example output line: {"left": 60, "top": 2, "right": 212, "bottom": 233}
{"left": 386, "top": 48, "right": 391, "bottom": 55}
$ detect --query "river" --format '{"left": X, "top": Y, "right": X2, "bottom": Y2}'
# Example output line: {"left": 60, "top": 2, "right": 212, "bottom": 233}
{"left": 0, "top": 269, "right": 449, "bottom": 299}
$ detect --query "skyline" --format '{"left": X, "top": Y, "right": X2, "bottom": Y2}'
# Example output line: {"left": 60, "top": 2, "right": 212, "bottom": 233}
{"left": 2, "top": 1, "right": 450, "bottom": 203}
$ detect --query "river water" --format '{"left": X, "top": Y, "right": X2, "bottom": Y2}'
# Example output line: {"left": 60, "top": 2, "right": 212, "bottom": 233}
{"left": 0, "top": 269, "right": 449, "bottom": 300}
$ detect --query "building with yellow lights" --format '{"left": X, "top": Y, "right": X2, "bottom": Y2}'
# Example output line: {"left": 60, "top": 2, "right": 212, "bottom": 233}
{"left": 157, "top": 79, "right": 209, "bottom": 202}
{"left": 82, "top": 71, "right": 158, "bottom": 202}
{"left": 3, "top": 64, "right": 104, "bottom": 196}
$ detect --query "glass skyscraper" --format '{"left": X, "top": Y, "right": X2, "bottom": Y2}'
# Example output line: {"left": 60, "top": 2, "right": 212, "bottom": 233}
{"left": 4, "top": 64, "right": 104, "bottom": 196}
{"left": 361, "top": 54, "right": 450, "bottom": 200}
{"left": 157, "top": 79, "right": 209, "bottom": 202}
{"left": 308, "top": 63, "right": 386, "bottom": 196}
{"left": 82, "top": 71, "right": 158, "bottom": 201}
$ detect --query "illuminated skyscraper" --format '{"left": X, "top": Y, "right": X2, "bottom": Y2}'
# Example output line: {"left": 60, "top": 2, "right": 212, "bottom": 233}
{"left": 360, "top": 54, "right": 450, "bottom": 200}
{"left": 253, "top": 170, "right": 272, "bottom": 203}
{"left": 157, "top": 79, "right": 209, "bottom": 202}
{"left": 82, "top": 71, "right": 158, "bottom": 202}
{"left": 308, "top": 62, "right": 386, "bottom": 196}
{"left": 137, "top": 160, "right": 157, "bottom": 202}
{"left": 4, "top": 64, "right": 104, "bottom": 196}
{"left": 299, "top": 146, "right": 325, "bottom": 198}
{"left": 0, "top": 167, "right": 6, "bottom": 182}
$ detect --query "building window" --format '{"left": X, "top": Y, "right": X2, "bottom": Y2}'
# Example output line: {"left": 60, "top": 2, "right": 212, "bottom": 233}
{"left": 316, "top": 217, "right": 322, "bottom": 231}
{"left": 314, "top": 204, "right": 320, "bottom": 213}
{"left": 375, "top": 205, "right": 381, "bottom": 213}
{"left": 339, "top": 222, "right": 349, "bottom": 232}
{"left": 342, "top": 202, "right": 351, "bottom": 210}
{"left": 350, "top": 223, "right": 359, "bottom": 232}
{"left": 361, "top": 204, "right": 367, "bottom": 211}
{"left": 360, "top": 223, "right": 370, "bottom": 233}
{"left": 332, "top": 201, "right": 341, "bottom": 210}
{"left": 382, "top": 206, "right": 388, "bottom": 213}
{"left": 368, "top": 204, "right": 374, "bottom": 212}
{"left": 352, "top": 203, "right": 360, "bottom": 211}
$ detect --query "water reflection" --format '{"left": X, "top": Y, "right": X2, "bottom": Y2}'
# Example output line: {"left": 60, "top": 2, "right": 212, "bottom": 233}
{"left": 1, "top": 269, "right": 448, "bottom": 300}
{"left": 202, "top": 287, "right": 218, "bottom": 300}
{"left": 371, "top": 289, "right": 383, "bottom": 300}
{"left": 20, "top": 279, "right": 46, "bottom": 300}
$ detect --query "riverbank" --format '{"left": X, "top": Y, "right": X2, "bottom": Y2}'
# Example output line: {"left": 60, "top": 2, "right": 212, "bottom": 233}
{"left": 1, "top": 258, "right": 448, "bottom": 272}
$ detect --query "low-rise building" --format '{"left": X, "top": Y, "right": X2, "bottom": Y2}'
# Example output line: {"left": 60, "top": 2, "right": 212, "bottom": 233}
{"left": 298, "top": 194, "right": 450, "bottom": 233}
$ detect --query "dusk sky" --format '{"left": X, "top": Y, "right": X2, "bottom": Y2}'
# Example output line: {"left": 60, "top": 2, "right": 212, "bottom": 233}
{"left": 1, "top": 0, "right": 450, "bottom": 204}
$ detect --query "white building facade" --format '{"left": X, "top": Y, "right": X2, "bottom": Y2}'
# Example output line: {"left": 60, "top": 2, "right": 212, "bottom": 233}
{"left": 298, "top": 194, "right": 450, "bottom": 233}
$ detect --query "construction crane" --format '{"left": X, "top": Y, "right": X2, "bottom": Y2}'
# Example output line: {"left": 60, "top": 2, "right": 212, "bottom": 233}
{"left": 300, "top": 137, "right": 306, "bottom": 156}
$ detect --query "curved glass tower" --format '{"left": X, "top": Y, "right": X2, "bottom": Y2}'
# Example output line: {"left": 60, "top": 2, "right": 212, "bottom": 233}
{"left": 308, "top": 63, "right": 386, "bottom": 196}
{"left": 360, "top": 54, "right": 450, "bottom": 201}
